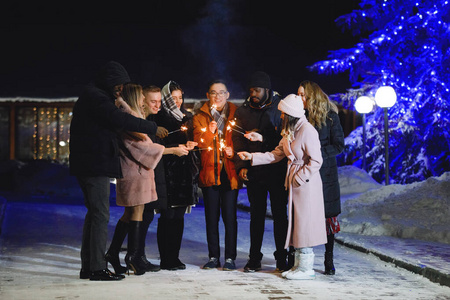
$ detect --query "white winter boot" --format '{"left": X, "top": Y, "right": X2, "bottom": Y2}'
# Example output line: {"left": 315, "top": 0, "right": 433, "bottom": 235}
{"left": 282, "top": 250, "right": 300, "bottom": 278}
{"left": 285, "top": 252, "right": 315, "bottom": 280}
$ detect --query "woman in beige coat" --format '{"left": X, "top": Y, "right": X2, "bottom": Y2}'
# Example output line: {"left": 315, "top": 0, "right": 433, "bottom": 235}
{"left": 238, "top": 94, "right": 327, "bottom": 280}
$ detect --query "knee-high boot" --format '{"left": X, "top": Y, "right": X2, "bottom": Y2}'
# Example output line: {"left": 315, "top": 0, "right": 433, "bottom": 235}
{"left": 105, "top": 220, "right": 128, "bottom": 274}
{"left": 139, "top": 209, "right": 160, "bottom": 272}
{"left": 170, "top": 218, "right": 186, "bottom": 270}
{"left": 125, "top": 221, "right": 146, "bottom": 275}
{"left": 161, "top": 218, "right": 186, "bottom": 270}
{"left": 158, "top": 217, "right": 173, "bottom": 270}
{"left": 324, "top": 234, "right": 335, "bottom": 275}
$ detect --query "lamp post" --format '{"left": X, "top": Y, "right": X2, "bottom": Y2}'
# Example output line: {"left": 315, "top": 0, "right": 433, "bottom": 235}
{"left": 375, "top": 86, "right": 397, "bottom": 185}
{"left": 355, "top": 96, "right": 375, "bottom": 172}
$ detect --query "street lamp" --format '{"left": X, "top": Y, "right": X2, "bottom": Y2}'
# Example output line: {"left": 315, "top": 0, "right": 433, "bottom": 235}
{"left": 374, "top": 86, "right": 397, "bottom": 185}
{"left": 355, "top": 96, "right": 375, "bottom": 172}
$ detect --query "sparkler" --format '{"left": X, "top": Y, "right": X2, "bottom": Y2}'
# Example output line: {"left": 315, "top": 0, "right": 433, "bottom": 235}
{"left": 168, "top": 125, "right": 188, "bottom": 135}
{"left": 191, "top": 146, "right": 213, "bottom": 152}
{"left": 229, "top": 119, "right": 245, "bottom": 131}
{"left": 227, "top": 125, "right": 245, "bottom": 135}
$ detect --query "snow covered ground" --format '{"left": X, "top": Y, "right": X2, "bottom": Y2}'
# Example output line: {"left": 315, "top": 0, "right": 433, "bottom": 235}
{"left": 337, "top": 166, "right": 450, "bottom": 244}
{"left": 0, "top": 162, "right": 449, "bottom": 299}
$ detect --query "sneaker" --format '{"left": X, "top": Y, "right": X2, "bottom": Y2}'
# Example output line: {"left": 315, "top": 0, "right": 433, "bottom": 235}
{"left": 223, "top": 258, "right": 236, "bottom": 271}
{"left": 203, "top": 257, "right": 220, "bottom": 269}
{"left": 243, "top": 259, "right": 261, "bottom": 273}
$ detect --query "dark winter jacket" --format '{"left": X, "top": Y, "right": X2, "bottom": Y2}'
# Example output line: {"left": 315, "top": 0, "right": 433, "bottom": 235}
{"left": 314, "top": 110, "right": 345, "bottom": 217}
{"left": 153, "top": 106, "right": 199, "bottom": 209}
{"left": 69, "top": 61, "right": 158, "bottom": 178}
{"left": 232, "top": 90, "right": 287, "bottom": 184}
{"left": 147, "top": 114, "right": 167, "bottom": 209}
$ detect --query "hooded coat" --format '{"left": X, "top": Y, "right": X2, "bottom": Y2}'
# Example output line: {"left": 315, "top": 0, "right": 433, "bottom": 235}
{"left": 192, "top": 101, "right": 242, "bottom": 190}
{"left": 69, "top": 61, "right": 157, "bottom": 178}
{"left": 232, "top": 90, "right": 287, "bottom": 184}
{"left": 251, "top": 116, "right": 327, "bottom": 249}
{"left": 114, "top": 98, "right": 165, "bottom": 207}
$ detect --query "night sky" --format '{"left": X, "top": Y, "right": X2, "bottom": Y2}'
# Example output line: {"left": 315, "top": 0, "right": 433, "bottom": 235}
{"left": 1, "top": 1, "right": 361, "bottom": 99}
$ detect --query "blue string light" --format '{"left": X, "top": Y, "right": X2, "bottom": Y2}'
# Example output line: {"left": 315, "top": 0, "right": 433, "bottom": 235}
{"left": 309, "top": 0, "right": 450, "bottom": 184}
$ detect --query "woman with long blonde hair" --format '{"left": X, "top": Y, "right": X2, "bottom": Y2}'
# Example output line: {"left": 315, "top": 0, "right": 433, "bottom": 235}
{"left": 298, "top": 81, "right": 345, "bottom": 275}
{"left": 105, "top": 83, "right": 166, "bottom": 276}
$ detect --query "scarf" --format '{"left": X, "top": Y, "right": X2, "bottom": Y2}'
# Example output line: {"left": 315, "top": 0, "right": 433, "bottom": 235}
{"left": 211, "top": 102, "right": 228, "bottom": 135}
{"left": 161, "top": 81, "right": 184, "bottom": 121}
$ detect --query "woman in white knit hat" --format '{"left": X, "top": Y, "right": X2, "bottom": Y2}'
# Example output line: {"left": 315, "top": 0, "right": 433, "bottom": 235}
{"left": 238, "top": 94, "right": 327, "bottom": 280}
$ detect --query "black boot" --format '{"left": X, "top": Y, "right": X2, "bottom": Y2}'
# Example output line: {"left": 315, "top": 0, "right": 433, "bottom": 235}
{"left": 274, "top": 248, "right": 289, "bottom": 272}
{"left": 161, "top": 218, "right": 186, "bottom": 270}
{"left": 287, "top": 246, "right": 296, "bottom": 270}
{"left": 140, "top": 210, "right": 160, "bottom": 272}
{"left": 324, "top": 234, "right": 336, "bottom": 275}
{"left": 105, "top": 220, "right": 128, "bottom": 274}
{"left": 158, "top": 217, "right": 174, "bottom": 270}
{"left": 170, "top": 218, "right": 186, "bottom": 270}
{"left": 125, "top": 221, "right": 146, "bottom": 275}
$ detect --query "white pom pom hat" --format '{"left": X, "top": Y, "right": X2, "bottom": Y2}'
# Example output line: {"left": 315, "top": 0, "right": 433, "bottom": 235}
{"left": 278, "top": 94, "right": 305, "bottom": 118}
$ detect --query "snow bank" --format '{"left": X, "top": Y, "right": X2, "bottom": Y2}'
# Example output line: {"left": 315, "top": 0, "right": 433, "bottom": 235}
{"left": 339, "top": 166, "right": 450, "bottom": 244}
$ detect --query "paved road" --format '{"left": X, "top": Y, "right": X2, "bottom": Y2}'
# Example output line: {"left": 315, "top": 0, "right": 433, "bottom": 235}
{"left": 0, "top": 201, "right": 449, "bottom": 300}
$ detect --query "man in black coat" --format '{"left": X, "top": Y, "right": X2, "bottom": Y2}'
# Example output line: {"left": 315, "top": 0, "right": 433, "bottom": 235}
{"left": 69, "top": 61, "right": 167, "bottom": 281}
{"left": 232, "top": 71, "right": 289, "bottom": 272}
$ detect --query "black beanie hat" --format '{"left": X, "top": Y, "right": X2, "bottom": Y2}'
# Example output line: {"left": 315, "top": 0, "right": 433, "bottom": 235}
{"left": 248, "top": 71, "right": 271, "bottom": 89}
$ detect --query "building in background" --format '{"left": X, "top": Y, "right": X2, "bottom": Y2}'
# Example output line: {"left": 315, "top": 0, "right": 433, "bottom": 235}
{"left": 0, "top": 98, "right": 76, "bottom": 163}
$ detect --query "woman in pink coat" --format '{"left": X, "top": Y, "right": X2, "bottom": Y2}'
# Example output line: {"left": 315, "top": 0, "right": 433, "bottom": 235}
{"left": 106, "top": 83, "right": 166, "bottom": 276}
{"left": 238, "top": 94, "right": 327, "bottom": 280}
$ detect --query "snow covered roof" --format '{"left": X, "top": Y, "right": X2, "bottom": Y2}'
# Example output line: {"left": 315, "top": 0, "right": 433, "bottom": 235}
{"left": 0, "top": 97, "right": 78, "bottom": 103}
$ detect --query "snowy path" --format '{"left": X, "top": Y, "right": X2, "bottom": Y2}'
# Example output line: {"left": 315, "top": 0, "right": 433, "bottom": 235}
{"left": 0, "top": 201, "right": 449, "bottom": 300}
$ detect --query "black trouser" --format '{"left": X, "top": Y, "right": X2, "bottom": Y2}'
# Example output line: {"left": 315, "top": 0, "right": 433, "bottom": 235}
{"left": 246, "top": 179, "right": 288, "bottom": 262}
{"left": 158, "top": 206, "right": 186, "bottom": 263}
{"left": 202, "top": 185, "right": 238, "bottom": 260}
{"left": 77, "top": 176, "right": 110, "bottom": 272}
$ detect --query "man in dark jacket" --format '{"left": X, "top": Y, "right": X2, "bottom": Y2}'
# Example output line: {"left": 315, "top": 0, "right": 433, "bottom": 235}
{"left": 232, "top": 71, "right": 289, "bottom": 272}
{"left": 69, "top": 61, "right": 167, "bottom": 281}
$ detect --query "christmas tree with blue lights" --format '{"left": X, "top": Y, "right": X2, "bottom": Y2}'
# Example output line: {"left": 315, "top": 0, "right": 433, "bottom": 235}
{"left": 311, "top": 0, "right": 450, "bottom": 184}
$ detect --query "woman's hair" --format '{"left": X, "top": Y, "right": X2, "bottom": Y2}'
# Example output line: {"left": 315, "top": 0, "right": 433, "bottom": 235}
{"left": 121, "top": 83, "right": 144, "bottom": 119}
{"left": 299, "top": 80, "right": 338, "bottom": 129}
{"left": 281, "top": 114, "right": 300, "bottom": 142}
{"left": 170, "top": 81, "right": 183, "bottom": 94}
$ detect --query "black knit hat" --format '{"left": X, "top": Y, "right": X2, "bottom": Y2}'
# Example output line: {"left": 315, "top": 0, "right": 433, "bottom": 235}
{"left": 248, "top": 71, "right": 271, "bottom": 89}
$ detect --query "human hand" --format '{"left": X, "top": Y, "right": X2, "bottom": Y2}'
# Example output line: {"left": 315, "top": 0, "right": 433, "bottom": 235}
{"left": 185, "top": 141, "right": 198, "bottom": 150}
{"left": 172, "top": 145, "right": 189, "bottom": 157}
{"left": 209, "top": 121, "right": 217, "bottom": 133}
{"left": 239, "top": 168, "right": 249, "bottom": 181}
{"left": 224, "top": 146, "right": 233, "bottom": 158}
{"left": 237, "top": 151, "right": 252, "bottom": 161}
{"left": 156, "top": 126, "right": 168, "bottom": 138}
{"left": 244, "top": 132, "right": 263, "bottom": 142}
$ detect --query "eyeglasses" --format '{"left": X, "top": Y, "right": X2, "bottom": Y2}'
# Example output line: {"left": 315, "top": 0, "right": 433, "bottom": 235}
{"left": 209, "top": 91, "right": 228, "bottom": 97}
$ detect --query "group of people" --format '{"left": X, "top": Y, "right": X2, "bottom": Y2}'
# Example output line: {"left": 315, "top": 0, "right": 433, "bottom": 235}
{"left": 69, "top": 61, "right": 344, "bottom": 281}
